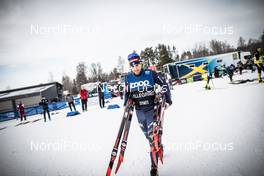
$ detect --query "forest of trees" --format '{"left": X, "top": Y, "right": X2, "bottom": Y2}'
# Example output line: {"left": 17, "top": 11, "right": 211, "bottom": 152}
{"left": 61, "top": 31, "right": 264, "bottom": 94}
{"left": 61, "top": 58, "right": 126, "bottom": 94}
{"left": 141, "top": 31, "right": 264, "bottom": 68}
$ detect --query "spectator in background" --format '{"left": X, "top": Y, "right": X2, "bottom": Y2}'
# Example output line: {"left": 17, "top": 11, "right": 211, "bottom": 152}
{"left": 66, "top": 94, "right": 76, "bottom": 111}
{"left": 226, "top": 64, "right": 236, "bottom": 83}
{"left": 17, "top": 102, "right": 26, "bottom": 121}
{"left": 97, "top": 82, "right": 105, "bottom": 108}
{"left": 237, "top": 61, "right": 243, "bottom": 75}
{"left": 117, "top": 82, "right": 124, "bottom": 100}
{"left": 214, "top": 66, "right": 219, "bottom": 78}
{"left": 247, "top": 58, "right": 255, "bottom": 73}
{"left": 80, "top": 87, "right": 88, "bottom": 111}
{"left": 39, "top": 97, "right": 51, "bottom": 122}
{"left": 254, "top": 48, "right": 264, "bottom": 83}
{"left": 205, "top": 71, "right": 213, "bottom": 90}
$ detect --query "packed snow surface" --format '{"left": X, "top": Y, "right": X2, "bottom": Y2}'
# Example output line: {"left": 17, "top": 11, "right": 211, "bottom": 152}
{"left": 0, "top": 71, "right": 263, "bottom": 176}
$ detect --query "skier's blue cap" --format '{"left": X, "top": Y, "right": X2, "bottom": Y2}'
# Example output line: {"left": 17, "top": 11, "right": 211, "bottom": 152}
{"left": 128, "top": 52, "right": 141, "bottom": 66}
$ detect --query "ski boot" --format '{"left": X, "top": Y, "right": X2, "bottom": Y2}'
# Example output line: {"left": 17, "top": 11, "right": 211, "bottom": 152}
{"left": 150, "top": 166, "right": 159, "bottom": 176}
{"left": 205, "top": 85, "right": 211, "bottom": 90}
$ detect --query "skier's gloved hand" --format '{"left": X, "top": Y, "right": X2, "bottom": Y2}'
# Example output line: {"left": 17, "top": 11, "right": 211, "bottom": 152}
{"left": 155, "top": 93, "right": 162, "bottom": 102}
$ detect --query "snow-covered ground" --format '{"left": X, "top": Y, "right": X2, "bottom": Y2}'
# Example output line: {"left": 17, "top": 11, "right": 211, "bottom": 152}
{"left": 0, "top": 71, "right": 263, "bottom": 176}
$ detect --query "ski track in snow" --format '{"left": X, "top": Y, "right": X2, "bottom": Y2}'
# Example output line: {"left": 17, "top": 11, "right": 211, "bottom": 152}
{"left": 0, "top": 71, "right": 264, "bottom": 176}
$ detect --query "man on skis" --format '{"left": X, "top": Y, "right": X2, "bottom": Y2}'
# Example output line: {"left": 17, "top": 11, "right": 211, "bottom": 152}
{"left": 124, "top": 52, "right": 172, "bottom": 176}
{"left": 205, "top": 69, "right": 213, "bottom": 90}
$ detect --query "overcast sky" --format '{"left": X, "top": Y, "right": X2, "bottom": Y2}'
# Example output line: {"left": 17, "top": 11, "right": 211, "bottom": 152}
{"left": 0, "top": 0, "right": 263, "bottom": 90}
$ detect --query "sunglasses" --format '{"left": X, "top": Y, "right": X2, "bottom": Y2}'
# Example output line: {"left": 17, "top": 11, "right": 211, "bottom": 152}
{"left": 130, "top": 64, "right": 140, "bottom": 68}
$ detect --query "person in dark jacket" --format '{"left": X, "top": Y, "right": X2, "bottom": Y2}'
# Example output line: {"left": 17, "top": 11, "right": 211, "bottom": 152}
{"left": 237, "top": 61, "right": 243, "bottom": 75}
{"left": 226, "top": 64, "right": 235, "bottom": 82}
{"left": 117, "top": 82, "right": 124, "bottom": 100}
{"left": 39, "top": 97, "right": 51, "bottom": 122}
{"left": 214, "top": 66, "right": 219, "bottom": 78}
{"left": 97, "top": 82, "right": 105, "bottom": 108}
{"left": 124, "top": 52, "right": 172, "bottom": 176}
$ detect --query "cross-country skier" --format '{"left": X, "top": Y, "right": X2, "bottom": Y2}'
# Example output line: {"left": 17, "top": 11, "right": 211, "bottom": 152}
{"left": 237, "top": 61, "right": 243, "bottom": 75}
{"left": 253, "top": 48, "right": 264, "bottom": 83}
{"left": 205, "top": 70, "right": 213, "bottom": 90}
{"left": 226, "top": 64, "right": 236, "bottom": 83}
{"left": 124, "top": 52, "right": 172, "bottom": 176}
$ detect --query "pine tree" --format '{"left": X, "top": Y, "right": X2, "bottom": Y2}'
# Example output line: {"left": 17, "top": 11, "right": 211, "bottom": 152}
{"left": 72, "top": 79, "right": 78, "bottom": 95}
{"left": 156, "top": 44, "right": 173, "bottom": 70}
{"left": 62, "top": 74, "right": 73, "bottom": 93}
{"left": 140, "top": 47, "right": 156, "bottom": 68}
